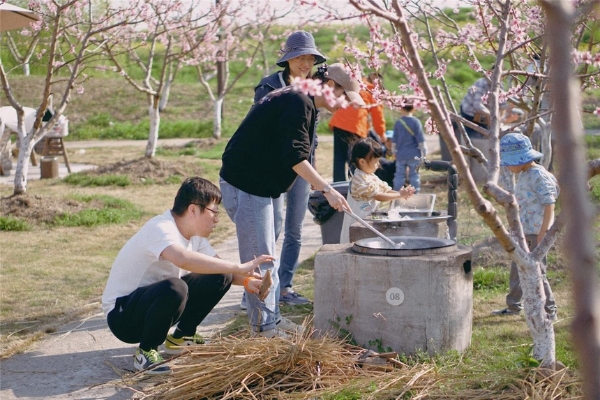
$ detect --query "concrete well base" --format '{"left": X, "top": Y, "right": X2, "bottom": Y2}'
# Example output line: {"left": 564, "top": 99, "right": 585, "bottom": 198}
{"left": 313, "top": 243, "right": 473, "bottom": 356}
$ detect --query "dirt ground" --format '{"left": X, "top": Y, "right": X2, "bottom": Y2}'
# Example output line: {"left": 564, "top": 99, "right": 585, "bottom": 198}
{"left": 0, "top": 139, "right": 222, "bottom": 225}
{"left": 1, "top": 159, "right": 182, "bottom": 222}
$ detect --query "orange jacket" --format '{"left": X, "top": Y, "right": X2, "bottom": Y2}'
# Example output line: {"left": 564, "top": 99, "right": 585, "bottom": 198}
{"left": 328, "top": 80, "right": 386, "bottom": 139}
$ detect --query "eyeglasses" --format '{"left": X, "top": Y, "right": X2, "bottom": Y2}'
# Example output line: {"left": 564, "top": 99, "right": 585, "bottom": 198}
{"left": 205, "top": 206, "right": 219, "bottom": 215}
{"left": 192, "top": 203, "right": 219, "bottom": 215}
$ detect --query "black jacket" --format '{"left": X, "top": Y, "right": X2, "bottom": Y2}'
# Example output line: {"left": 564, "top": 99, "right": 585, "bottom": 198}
{"left": 220, "top": 87, "right": 317, "bottom": 198}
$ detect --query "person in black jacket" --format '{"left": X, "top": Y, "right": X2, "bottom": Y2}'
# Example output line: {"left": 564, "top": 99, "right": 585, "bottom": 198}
{"left": 220, "top": 63, "right": 363, "bottom": 338}
{"left": 248, "top": 31, "right": 325, "bottom": 308}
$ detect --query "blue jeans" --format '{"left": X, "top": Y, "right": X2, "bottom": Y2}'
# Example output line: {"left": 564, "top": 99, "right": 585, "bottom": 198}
{"left": 393, "top": 157, "right": 421, "bottom": 192}
{"left": 220, "top": 179, "right": 280, "bottom": 333}
{"left": 273, "top": 195, "right": 283, "bottom": 242}
{"left": 279, "top": 177, "right": 311, "bottom": 291}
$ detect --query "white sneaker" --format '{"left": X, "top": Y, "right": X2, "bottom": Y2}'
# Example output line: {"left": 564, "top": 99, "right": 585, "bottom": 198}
{"left": 276, "top": 317, "right": 304, "bottom": 336}
{"left": 252, "top": 328, "right": 291, "bottom": 339}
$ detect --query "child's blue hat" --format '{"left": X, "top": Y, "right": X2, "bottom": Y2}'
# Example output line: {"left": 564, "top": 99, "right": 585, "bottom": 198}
{"left": 499, "top": 132, "right": 543, "bottom": 166}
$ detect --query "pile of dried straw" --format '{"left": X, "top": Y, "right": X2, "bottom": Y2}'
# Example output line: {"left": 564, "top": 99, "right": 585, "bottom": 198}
{"left": 120, "top": 331, "right": 581, "bottom": 399}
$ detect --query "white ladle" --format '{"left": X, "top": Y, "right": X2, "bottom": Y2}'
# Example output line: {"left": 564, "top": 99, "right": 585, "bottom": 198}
{"left": 344, "top": 209, "right": 404, "bottom": 249}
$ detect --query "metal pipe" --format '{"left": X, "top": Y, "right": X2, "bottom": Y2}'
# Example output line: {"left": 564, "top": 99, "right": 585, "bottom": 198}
{"left": 422, "top": 159, "right": 458, "bottom": 241}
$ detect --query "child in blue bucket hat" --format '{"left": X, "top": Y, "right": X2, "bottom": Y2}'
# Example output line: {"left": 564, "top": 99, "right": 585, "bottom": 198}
{"left": 491, "top": 132, "right": 559, "bottom": 320}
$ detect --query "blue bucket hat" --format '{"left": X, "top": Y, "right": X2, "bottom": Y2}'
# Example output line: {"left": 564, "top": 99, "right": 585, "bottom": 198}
{"left": 277, "top": 31, "right": 326, "bottom": 67}
{"left": 499, "top": 132, "right": 543, "bottom": 166}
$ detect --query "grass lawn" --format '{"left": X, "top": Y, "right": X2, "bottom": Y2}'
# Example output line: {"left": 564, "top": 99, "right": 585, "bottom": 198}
{"left": 1, "top": 136, "right": 594, "bottom": 398}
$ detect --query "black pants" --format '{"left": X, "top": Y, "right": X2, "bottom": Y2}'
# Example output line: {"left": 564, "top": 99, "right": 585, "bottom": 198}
{"left": 107, "top": 273, "right": 232, "bottom": 351}
{"left": 333, "top": 127, "right": 359, "bottom": 182}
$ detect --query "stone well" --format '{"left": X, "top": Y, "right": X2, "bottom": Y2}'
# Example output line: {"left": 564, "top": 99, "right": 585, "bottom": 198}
{"left": 313, "top": 238, "right": 473, "bottom": 356}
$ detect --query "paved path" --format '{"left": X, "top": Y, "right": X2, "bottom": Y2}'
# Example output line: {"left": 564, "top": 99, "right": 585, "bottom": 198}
{"left": 0, "top": 138, "right": 194, "bottom": 185}
{"left": 0, "top": 208, "right": 324, "bottom": 399}
{"left": 0, "top": 135, "right": 442, "bottom": 186}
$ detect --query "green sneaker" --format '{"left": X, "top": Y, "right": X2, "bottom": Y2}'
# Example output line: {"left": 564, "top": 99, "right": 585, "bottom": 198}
{"left": 133, "top": 348, "right": 171, "bottom": 374}
{"left": 164, "top": 332, "right": 205, "bottom": 354}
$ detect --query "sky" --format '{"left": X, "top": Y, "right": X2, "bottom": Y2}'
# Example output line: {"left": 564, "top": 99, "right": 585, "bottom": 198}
{"left": 266, "top": 0, "right": 466, "bottom": 24}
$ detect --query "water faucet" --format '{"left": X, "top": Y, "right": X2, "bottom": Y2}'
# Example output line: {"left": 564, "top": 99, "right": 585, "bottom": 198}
{"left": 414, "top": 155, "right": 426, "bottom": 172}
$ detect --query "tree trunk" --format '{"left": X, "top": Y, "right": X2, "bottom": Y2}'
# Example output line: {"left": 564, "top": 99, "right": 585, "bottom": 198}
{"left": 542, "top": 0, "right": 600, "bottom": 397}
{"left": 0, "top": 125, "right": 14, "bottom": 176}
{"left": 145, "top": 98, "right": 160, "bottom": 158}
{"left": 538, "top": 120, "right": 552, "bottom": 170}
{"left": 217, "top": 59, "right": 226, "bottom": 124}
{"left": 516, "top": 255, "right": 556, "bottom": 366}
{"left": 13, "top": 132, "right": 34, "bottom": 195}
{"left": 159, "top": 79, "right": 171, "bottom": 112}
{"left": 22, "top": 63, "right": 30, "bottom": 77}
{"left": 213, "top": 97, "right": 223, "bottom": 139}
{"left": 159, "top": 62, "right": 178, "bottom": 112}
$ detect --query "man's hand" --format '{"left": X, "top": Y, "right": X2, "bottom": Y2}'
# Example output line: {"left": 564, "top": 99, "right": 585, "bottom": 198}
{"left": 244, "top": 277, "right": 262, "bottom": 295}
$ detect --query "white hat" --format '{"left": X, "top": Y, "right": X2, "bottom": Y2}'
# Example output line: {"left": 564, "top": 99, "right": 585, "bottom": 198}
{"left": 324, "top": 63, "right": 365, "bottom": 106}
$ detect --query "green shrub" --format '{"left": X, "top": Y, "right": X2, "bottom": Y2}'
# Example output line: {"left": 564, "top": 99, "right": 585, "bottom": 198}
{"left": 52, "top": 195, "right": 143, "bottom": 227}
{"left": 0, "top": 216, "right": 31, "bottom": 231}
{"left": 64, "top": 173, "right": 130, "bottom": 187}
{"left": 590, "top": 176, "right": 600, "bottom": 203}
{"left": 473, "top": 266, "right": 509, "bottom": 291}
{"left": 70, "top": 119, "right": 213, "bottom": 141}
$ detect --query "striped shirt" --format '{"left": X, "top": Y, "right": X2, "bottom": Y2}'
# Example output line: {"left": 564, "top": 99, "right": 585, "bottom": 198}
{"left": 350, "top": 168, "right": 392, "bottom": 204}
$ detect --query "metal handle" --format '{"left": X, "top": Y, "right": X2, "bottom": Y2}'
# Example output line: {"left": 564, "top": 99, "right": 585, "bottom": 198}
{"left": 344, "top": 209, "right": 398, "bottom": 248}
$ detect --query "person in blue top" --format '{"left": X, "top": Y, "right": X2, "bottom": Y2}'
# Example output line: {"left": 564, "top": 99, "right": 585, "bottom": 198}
{"left": 243, "top": 31, "right": 326, "bottom": 308}
{"left": 391, "top": 103, "right": 427, "bottom": 193}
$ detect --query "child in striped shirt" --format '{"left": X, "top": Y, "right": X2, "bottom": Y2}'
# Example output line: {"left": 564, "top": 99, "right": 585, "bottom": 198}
{"left": 340, "top": 138, "right": 415, "bottom": 243}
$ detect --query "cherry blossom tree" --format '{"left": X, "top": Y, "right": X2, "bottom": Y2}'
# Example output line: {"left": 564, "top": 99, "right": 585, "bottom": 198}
{"left": 0, "top": 0, "right": 145, "bottom": 194}
{"left": 99, "top": 0, "right": 225, "bottom": 157}
{"left": 189, "top": 0, "right": 300, "bottom": 139}
{"left": 3, "top": 29, "right": 41, "bottom": 76}
{"left": 306, "top": 0, "right": 600, "bottom": 382}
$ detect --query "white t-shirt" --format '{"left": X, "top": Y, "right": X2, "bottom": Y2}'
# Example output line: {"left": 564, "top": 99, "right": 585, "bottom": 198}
{"left": 101, "top": 210, "right": 216, "bottom": 316}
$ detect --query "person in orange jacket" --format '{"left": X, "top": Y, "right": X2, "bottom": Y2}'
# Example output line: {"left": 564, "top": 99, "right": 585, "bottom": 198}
{"left": 329, "top": 73, "right": 386, "bottom": 182}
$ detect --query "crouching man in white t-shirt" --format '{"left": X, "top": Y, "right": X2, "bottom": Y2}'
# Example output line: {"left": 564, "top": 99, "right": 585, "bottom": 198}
{"left": 101, "top": 177, "right": 274, "bottom": 374}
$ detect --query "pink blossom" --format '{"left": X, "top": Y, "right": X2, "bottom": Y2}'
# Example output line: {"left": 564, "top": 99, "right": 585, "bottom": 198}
{"left": 290, "top": 77, "right": 348, "bottom": 109}
{"left": 594, "top": 107, "right": 600, "bottom": 116}
{"left": 433, "top": 60, "right": 447, "bottom": 80}
{"left": 425, "top": 118, "right": 438, "bottom": 135}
